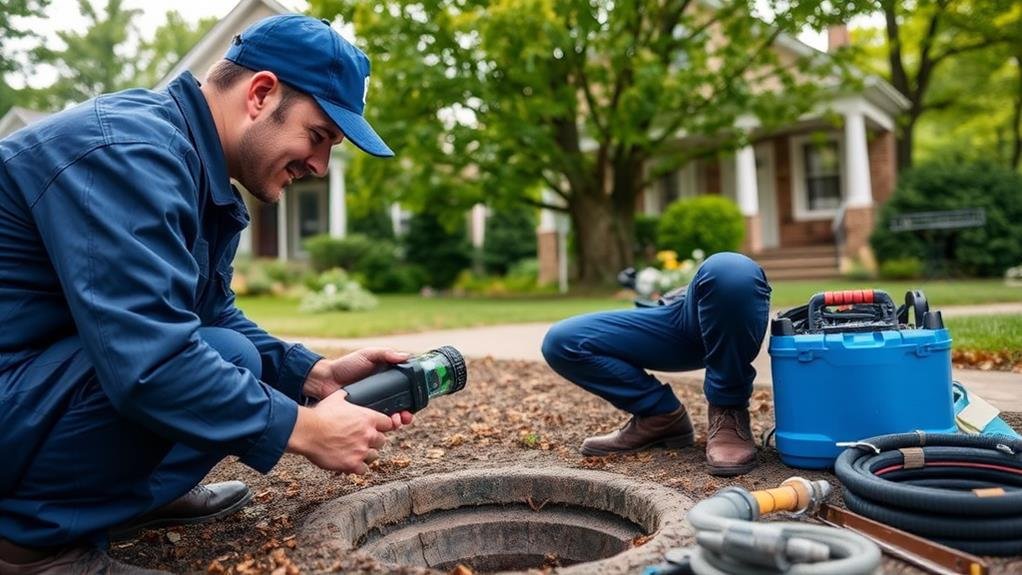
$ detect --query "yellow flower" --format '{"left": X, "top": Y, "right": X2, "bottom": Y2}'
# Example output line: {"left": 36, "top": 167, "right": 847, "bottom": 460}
{"left": 656, "top": 250, "right": 678, "bottom": 262}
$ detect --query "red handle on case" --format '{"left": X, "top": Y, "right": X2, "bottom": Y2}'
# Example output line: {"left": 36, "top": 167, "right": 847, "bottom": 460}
{"left": 823, "top": 290, "right": 876, "bottom": 306}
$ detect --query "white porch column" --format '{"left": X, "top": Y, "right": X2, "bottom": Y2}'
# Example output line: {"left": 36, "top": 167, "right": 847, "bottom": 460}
{"left": 470, "top": 203, "right": 487, "bottom": 248}
{"left": 844, "top": 109, "right": 873, "bottom": 208}
{"left": 736, "top": 145, "right": 763, "bottom": 254}
{"left": 277, "top": 193, "right": 288, "bottom": 261}
{"left": 328, "top": 152, "right": 347, "bottom": 238}
{"left": 389, "top": 203, "right": 407, "bottom": 237}
{"left": 735, "top": 145, "right": 759, "bottom": 216}
{"left": 238, "top": 211, "right": 253, "bottom": 256}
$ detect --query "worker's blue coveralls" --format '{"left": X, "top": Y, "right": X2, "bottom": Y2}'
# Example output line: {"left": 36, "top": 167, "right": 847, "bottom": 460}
{"left": 0, "top": 72, "right": 321, "bottom": 547}
{"left": 543, "top": 252, "right": 771, "bottom": 414}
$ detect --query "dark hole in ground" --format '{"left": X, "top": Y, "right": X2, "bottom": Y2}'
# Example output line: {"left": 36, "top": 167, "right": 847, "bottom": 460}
{"left": 359, "top": 503, "right": 644, "bottom": 572}
{"left": 299, "top": 466, "right": 694, "bottom": 574}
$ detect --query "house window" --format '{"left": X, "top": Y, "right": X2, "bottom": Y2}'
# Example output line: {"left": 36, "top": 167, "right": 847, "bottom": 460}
{"left": 660, "top": 170, "right": 680, "bottom": 211}
{"left": 803, "top": 141, "right": 842, "bottom": 211}
{"left": 298, "top": 190, "right": 321, "bottom": 240}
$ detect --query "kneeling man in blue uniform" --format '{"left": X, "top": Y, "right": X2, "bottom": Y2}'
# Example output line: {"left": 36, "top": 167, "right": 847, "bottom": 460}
{"left": 0, "top": 15, "right": 412, "bottom": 574}
{"left": 543, "top": 253, "right": 771, "bottom": 476}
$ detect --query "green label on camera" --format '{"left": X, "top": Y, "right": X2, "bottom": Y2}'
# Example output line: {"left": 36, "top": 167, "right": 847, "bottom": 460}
{"left": 421, "top": 352, "right": 453, "bottom": 398}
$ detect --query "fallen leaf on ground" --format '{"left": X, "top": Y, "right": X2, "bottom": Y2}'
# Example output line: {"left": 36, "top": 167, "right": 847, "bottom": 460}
{"left": 632, "top": 533, "right": 654, "bottom": 547}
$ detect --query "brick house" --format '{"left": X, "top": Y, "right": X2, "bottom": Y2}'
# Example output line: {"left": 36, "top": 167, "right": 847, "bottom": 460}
{"left": 1, "top": 3, "right": 907, "bottom": 279}
{"left": 537, "top": 28, "right": 909, "bottom": 282}
{"left": 138, "top": 1, "right": 915, "bottom": 280}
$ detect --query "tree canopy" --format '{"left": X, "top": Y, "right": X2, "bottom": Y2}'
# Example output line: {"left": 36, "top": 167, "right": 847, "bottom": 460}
{"left": 0, "top": 0, "right": 51, "bottom": 117}
{"left": 4, "top": 0, "right": 216, "bottom": 114}
{"left": 309, "top": 0, "right": 868, "bottom": 284}
{"left": 852, "top": 0, "right": 1021, "bottom": 168}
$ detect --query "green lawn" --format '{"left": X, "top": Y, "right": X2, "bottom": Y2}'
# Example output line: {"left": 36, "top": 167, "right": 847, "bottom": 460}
{"left": 945, "top": 315, "right": 1022, "bottom": 356}
{"left": 768, "top": 279, "right": 1022, "bottom": 308}
{"left": 237, "top": 279, "right": 1021, "bottom": 340}
{"left": 237, "top": 294, "right": 632, "bottom": 338}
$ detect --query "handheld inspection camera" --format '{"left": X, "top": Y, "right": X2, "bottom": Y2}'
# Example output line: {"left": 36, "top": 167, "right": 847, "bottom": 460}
{"left": 343, "top": 346, "right": 468, "bottom": 415}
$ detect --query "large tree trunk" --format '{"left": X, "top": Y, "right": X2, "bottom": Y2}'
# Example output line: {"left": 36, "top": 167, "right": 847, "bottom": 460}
{"left": 897, "top": 116, "right": 916, "bottom": 170}
{"left": 567, "top": 149, "right": 644, "bottom": 286}
{"left": 570, "top": 191, "right": 634, "bottom": 286}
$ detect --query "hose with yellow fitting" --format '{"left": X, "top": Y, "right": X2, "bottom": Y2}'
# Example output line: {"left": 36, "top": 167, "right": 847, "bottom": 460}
{"left": 644, "top": 477, "right": 881, "bottom": 575}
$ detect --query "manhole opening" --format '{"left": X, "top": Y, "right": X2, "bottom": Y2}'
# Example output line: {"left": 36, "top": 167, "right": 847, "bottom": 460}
{"left": 301, "top": 467, "right": 694, "bottom": 574}
{"left": 360, "top": 502, "right": 645, "bottom": 572}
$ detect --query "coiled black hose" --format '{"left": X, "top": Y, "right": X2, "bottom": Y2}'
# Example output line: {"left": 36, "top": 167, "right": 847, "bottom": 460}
{"left": 834, "top": 432, "right": 1022, "bottom": 556}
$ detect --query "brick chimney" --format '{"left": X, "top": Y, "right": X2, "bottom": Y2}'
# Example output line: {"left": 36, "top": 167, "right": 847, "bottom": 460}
{"left": 827, "top": 24, "right": 850, "bottom": 52}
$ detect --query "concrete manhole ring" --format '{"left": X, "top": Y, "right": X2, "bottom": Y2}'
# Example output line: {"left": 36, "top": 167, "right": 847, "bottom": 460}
{"left": 300, "top": 466, "right": 694, "bottom": 573}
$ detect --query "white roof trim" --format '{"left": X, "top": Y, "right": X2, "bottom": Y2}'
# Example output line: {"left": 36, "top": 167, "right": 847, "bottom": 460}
{"left": 0, "top": 106, "right": 51, "bottom": 139}
{"left": 154, "top": 0, "right": 292, "bottom": 90}
{"left": 863, "top": 75, "right": 911, "bottom": 112}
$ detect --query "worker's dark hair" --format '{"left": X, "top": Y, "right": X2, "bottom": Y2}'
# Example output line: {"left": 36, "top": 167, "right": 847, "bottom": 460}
{"left": 205, "top": 59, "right": 303, "bottom": 122}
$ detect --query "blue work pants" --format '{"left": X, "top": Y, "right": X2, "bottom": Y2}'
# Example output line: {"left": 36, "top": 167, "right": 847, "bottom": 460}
{"left": 542, "top": 252, "right": 771, "bottom": 415}
{"left": 0, "top": 327, "right": 262, "bottom": 547}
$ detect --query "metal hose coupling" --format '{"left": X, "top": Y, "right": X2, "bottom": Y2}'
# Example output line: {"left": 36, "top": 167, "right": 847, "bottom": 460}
{"left": 646, "top": 477, "right": 880, "bottom": 575}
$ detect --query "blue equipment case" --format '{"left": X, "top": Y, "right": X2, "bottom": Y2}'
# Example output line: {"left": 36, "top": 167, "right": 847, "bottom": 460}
{"left": 769, "top": 289, "right": 957, "bottom": 469}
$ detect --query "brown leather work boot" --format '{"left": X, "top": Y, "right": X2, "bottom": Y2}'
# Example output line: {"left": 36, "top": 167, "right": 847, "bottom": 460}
{"left": 705, "top": 404, "right": 757, "bottom": 476}
{"left": 109, "top": 481, "right": 252, "bottom": 541}
{"left": 0, "top": 541, "right": 171, "bottom": 575}
{"left": 580, "top": 406, "right": 695, "bottom": 456}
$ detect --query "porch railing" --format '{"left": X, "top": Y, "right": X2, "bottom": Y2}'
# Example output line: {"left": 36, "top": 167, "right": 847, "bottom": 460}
{"left": 832, "top": 203, "right": 847, "bottom": 257}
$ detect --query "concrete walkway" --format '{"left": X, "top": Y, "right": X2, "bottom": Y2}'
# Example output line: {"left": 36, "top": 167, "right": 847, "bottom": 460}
{"left": 292, "top": 303, "right": 1022, "bottom": 411}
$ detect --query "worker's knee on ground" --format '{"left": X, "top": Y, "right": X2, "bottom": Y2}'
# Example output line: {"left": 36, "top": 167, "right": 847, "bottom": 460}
{"left": 697, "top": 252, "right": 768, "bottom": 302}
{"left": 198, "top": 327, "right": 262, "bottom": 379}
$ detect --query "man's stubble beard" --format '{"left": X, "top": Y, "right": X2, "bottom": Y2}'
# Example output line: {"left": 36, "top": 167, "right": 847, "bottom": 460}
{"left": 236, "top": 118, "right": 283, "bottom": 204}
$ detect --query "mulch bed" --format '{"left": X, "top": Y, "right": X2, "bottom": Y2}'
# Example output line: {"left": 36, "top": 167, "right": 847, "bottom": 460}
{"left": 111, "top": 356, "right": 1022, "bottom": 574}
{"left": 953, "top": 349, "right": 1022, "bottom": 373}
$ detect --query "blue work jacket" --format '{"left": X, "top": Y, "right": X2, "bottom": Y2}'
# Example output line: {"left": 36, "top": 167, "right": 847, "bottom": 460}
{"left": 0, "top": 73, "right": 320, "bottom": 491}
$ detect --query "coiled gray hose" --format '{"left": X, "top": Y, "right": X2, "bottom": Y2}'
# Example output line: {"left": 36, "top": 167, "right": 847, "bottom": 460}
{"left": 683, "top": 485, "right": 881, "bottom": 575}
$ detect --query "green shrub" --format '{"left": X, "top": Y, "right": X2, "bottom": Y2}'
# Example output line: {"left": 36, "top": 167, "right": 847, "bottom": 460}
{"left": 504, "top": 258, "right": 547, "bottom": 292}
{"left": 299, "top": 268, "right": 377, "bottom": 312}
{"left": 259, "top": 259, "right": 313, "bottom": 287}
{"left": 303, "top": 234, "right": 417, "bottom": 293}
{"left": 304, "top": 234, "right": 386, "bottom": 272}
{"left": 231, "top": 257, "right": 312, "bottom": 296}
{"left": 657, "top": 196, "right": 745, "bottom": 257}
{"left": 349, "top": 202, "right": 395, "bottom": 240}
{"left": 404, "top": 211, "right": 472, "bottom": 289}
{"left": 841, "top": 260, "right": 875, "bottom": 281}
{"left": 634, "top": 214, "right": 660, "bottom": 261}
{"left": 366, "top": 265, "right": 427, "bottom": 294}
{"left": 871, "top": 162, "right": 1022, "bottom": 277}
{"left": 879, "top": 257, "right": 924, "bottom": 280}
{"left": 483, "top": 206, "right": 537, "bottom": 275}
{"left": 452, "top": 259, "right": 556, "bottom": 296}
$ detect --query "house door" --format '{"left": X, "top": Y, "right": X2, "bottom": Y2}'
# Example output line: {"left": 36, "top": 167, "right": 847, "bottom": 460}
{"left": 756, "top": 143, "right": 779, "bottom": 249}
{"left": 255, "top": 202, "right": 278, "bottom": 258}
{"left": 289, "top": 183, "right": 327, "bottom": 258}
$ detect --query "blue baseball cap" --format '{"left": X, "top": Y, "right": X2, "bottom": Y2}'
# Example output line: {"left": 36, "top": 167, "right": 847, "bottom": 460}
{"left": 224, "top": 14, "right": 393, "bottom": 157}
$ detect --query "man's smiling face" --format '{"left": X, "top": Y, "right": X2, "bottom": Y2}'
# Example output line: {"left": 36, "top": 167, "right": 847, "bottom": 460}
{"left": 235, "top": 88, "right": 344, "bottom": 204}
